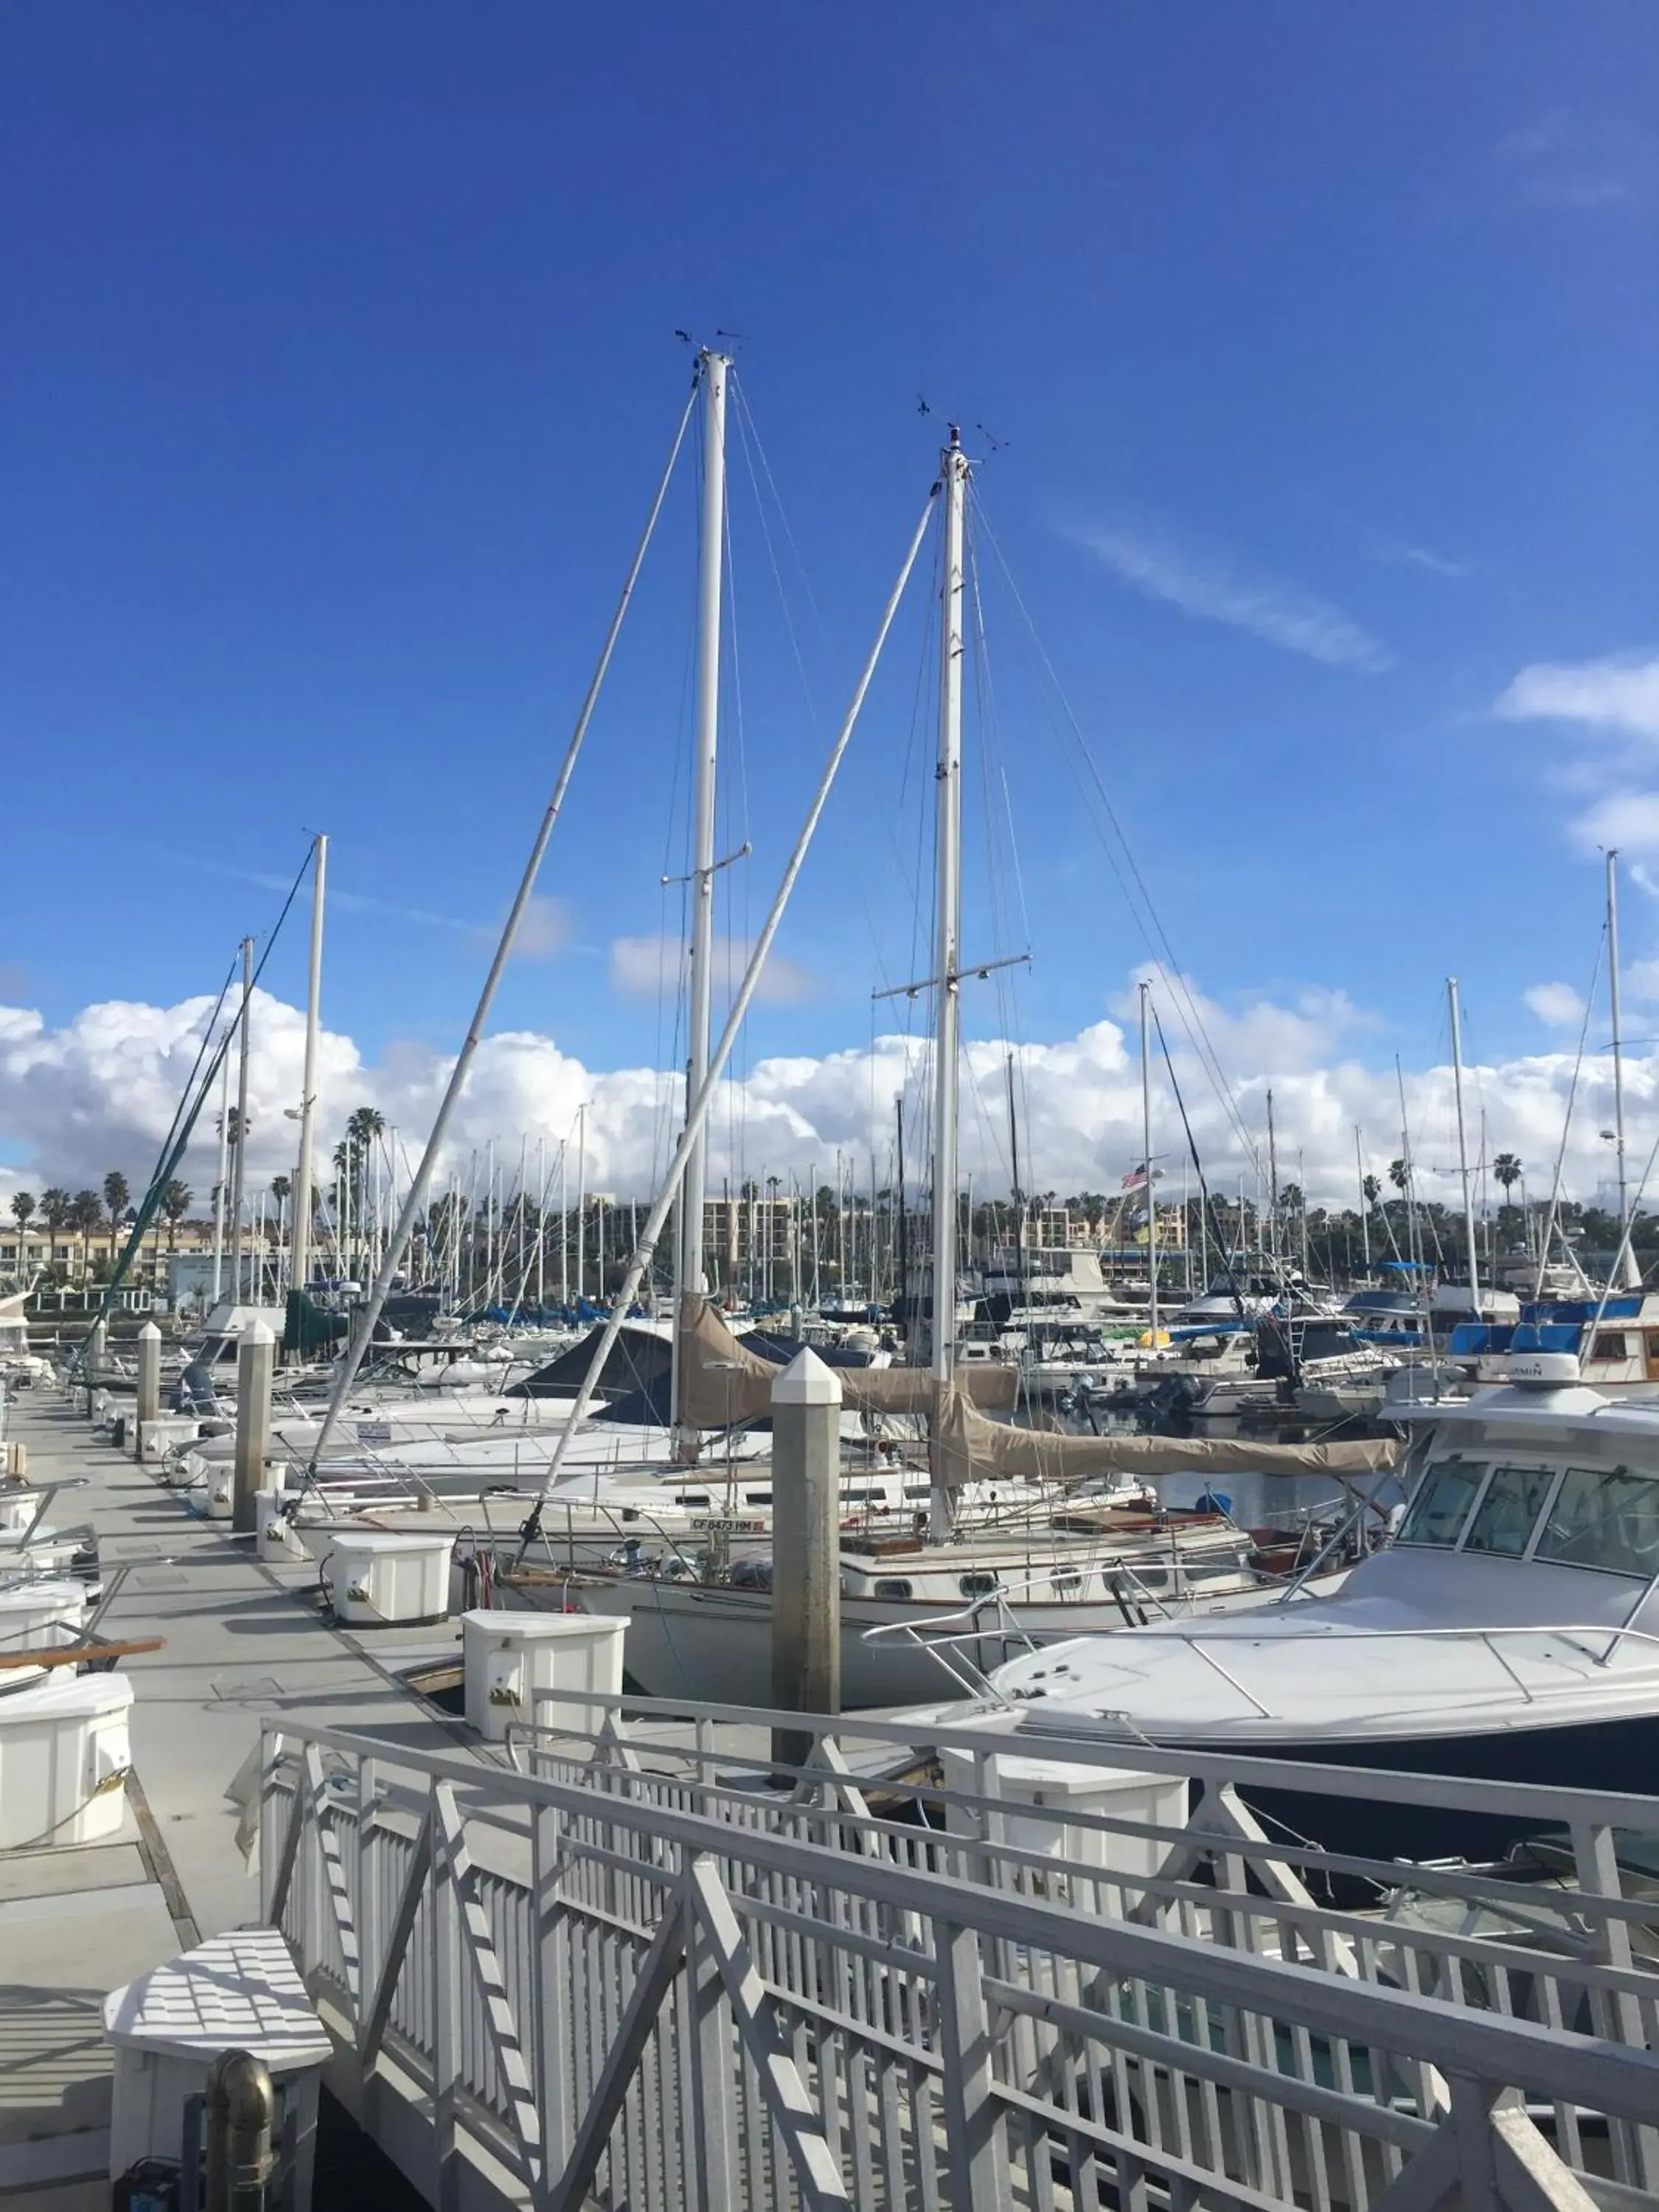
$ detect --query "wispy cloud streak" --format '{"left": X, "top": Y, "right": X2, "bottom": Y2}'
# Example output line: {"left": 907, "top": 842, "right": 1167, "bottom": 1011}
{"left": 1062, "top": 518, "right": 1391, "bottom": 672}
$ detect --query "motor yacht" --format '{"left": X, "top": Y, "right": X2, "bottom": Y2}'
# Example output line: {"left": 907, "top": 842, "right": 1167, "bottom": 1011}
{"left": 943, "top": 1350, "right": 1659, "bottom": 1863}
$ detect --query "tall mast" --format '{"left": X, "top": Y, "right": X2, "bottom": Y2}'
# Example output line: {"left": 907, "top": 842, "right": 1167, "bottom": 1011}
{"left": 211, "top": 1042, "right": 231, "bottom": 1303}
{"left": 1607, "top": 849, "right": 1638, "bottom": 1285}
{"left": 928, "top": 425, "right": 969, "bottom": 1537}
{"left": 678, "top": 349, "right": 729, "bottom": 1312}
{"left": 1006, "top": 1051, "right": 1025, "bottom": 1318}
{"left": 1354, "top": 1124, "right": 1370, "bottom": 1272}
{"left": 228, "top": 936, "right": 253, "bottom": 1302}
{"left": 1447, "top": 978, "right": 1482, "bottom": 1310}
{"left": 1265, "top": 1085, "right": 1279, "bottom": 1273}
{"left": 288, "top": 833, "right": 327, "bottom": 1313}
{"left": 1140, "top": 981, "right": 1158, "bottom": 1345}
{"left": 575, "top": 1102, "right": 588, "bottom": 1303}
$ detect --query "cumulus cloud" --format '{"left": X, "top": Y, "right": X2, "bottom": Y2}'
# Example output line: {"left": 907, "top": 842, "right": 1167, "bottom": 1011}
{"left": 1525, "top": 982, "right": 1587, "bottom": 1028}
{"left": 1568, "top": 791, "right": 1659, "bottom": 858}
{"left": 1062, "top": 517, "right": 1391, "bottom": 672}
{"left": 1496, "top": 654, "right": 1659, "bottom": 743}
{"left": 0, "top": 978, "right": 1647, "bottom": 1222}
{"left": 608, "top": 936, "right": 819, "bottom": 1007}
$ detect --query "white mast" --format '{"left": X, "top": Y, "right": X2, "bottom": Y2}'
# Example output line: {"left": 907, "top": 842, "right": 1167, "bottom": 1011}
{"left": 211, "top": 1042, "right": 231, "bottom": 1304}
{"left": 928, "top": 425, "right": 969, "bottom": 1538}
{"left": 535, "top": 1134, "right": 546, "bottom": 1311}
{"left": 228, "top": 936, "right": 253, "bottom": 1303}
{"left": 1448, "top": 978, "right": 1482, "bottom": 1310}
{"left": 678, "top": 349, "right": 728, "bottom": 1311}
{"left": 1354, "top": 1124, "right": 1370, "bottom": 1271}
{"left": 1607, "top": 849, "right": 1640, "bottom": 1287}
{"left": 575, "top": 1102, "right": 588, "bottom": 1302}
{"left": 288, "top": 837, "right": 327, "bottom": 1314}
{"left": 1140, "top": 981, "right": 1158, "bottom": 1345}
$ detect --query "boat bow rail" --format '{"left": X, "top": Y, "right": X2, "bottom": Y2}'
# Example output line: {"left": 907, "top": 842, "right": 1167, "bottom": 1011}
{"left": 261, "top": 1688, "right": 1659, "bottom": 2210}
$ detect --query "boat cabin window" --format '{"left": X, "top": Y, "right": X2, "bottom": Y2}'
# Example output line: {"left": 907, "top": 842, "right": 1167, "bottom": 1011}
{"left": 959, "top": 1573, "right": 1002, "bottom": 1598}
{"left": 741, "top": 1491, "right": 772, "bottom": 1507}
{"left": 1462, "top": 1464, "right": 1557, "bottom": 1558}
{"left": 1051, "top": 1571, "right": 1082, "bottom": 1595}
{"left": 672, "top": 1492, "right": 711, "bottom": 1508}
{"left": 1534, "top": 1467, "right": 1659, "bottom": 1578}
{"left": 1590, "top": 1332, "right": 1631, "bottom": 1363}
{"left": 873, "top": 1579, "right": 913, "bottom": 1599}
{"left": 1397, "top": 1458, "right": 1484, "bottom": 1548}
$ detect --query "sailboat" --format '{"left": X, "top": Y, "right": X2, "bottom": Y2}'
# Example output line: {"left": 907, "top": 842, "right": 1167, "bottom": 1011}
{"left": 527, "top": 422, "right": 1380, "bottom": 1700}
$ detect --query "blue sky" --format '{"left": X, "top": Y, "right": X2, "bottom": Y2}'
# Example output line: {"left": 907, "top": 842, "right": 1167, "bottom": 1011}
{"left": 3, "top": 3, "right": 1658, "bottom": 1147}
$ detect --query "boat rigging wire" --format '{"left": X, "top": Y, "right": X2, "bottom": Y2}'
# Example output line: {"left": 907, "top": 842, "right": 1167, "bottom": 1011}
{"left": 72, "top": 848, "right": 313, "bottom": 1366}
{"left": 1535, "top": 926, "right": 1607, "bottom": 1298}
{"left": 967, "top": 487, "right": 1263, "bottom": 1176}
{"left": 515, "top": 481, "right": 944, "bottom": 1536}
{"left": 306, "top": 369, "right": 700, "bottom": 1472}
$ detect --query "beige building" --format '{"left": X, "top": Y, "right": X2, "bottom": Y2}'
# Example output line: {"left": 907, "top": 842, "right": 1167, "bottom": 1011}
{"left": 1, "top": 1215, "right": 255, "bottom": 1287}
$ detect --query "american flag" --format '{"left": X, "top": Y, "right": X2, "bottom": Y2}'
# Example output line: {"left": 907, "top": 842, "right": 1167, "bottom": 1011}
{"left": 1121, "top": 1162, "right": 1153, "bottom": 1190}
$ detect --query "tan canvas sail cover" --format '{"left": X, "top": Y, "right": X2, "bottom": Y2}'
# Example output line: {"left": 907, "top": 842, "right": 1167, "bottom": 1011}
{"left": 930, "top": 1385, "right": 1397, "bottom": 1489}
{"left": 674, "top": 1295, "right": 1018, "bottom": 1428}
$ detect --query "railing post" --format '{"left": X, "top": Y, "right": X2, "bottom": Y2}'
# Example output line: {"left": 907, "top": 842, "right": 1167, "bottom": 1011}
{"left": 1572, "top": 1821, "right": 1659, "bottom": 2190}
{"left": 932, "top": 1916, "right": 1013, "bottom": 2212}
{"left": 430, "top": 1780, "right": 461, "bottom": 2211}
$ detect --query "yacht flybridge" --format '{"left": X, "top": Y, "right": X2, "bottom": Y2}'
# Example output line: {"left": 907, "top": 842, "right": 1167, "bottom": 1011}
{"left": 949, "top": 1349, "right": 1659, "bottom": 1862}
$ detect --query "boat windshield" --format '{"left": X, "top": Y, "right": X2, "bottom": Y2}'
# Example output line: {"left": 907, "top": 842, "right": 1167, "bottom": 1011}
{"left": 1398, "top": 1455, "right": 1659, "bottom": 1579}
{"left": 1462, "top": 1464, "right": 1557, "bottom": 1557}
{"left": 1397, "top": 1458, "right": 1484, "bottom": 1546}
{"left": 1535, "top": 1467, "right": 1659, "bottom": 1578}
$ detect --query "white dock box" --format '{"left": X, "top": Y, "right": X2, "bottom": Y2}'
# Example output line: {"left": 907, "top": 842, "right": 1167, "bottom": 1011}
{"left": 327, "top": 1527, "right": 455, "bottom": 1625}
{"left": 0, "top": 1577, "right": 88, "bottom": 1687}
{"left": 940, "top": 1745, "right": 1188, "bottom": 1885}
{"left": 462, "top": 1607, "right": 626, "bottom": 1742}
{"left": 0, "top": 1671, "right": 133, "bottom": 1848}
{"left": 105, "top": 1928, "right": 330, "bottom": 2202}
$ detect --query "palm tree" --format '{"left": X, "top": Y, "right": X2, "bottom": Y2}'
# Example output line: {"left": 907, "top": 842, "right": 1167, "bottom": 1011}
{"left": 160, "top": 1179, "right": 192, "bottom": 1253}
{"left": 72, "top": 1189, "right": 103, "bottom": 1281}
{"left": 9, "top": 1191, "right": 35, "bottom": 1272}
{"left": 1493, "top": 1152, "right": 1523, "bottom": 1203}
{"left": 270, "top": 1173, "right": 291, "bottom": 1234}
{"left": 1362, "top": 1174, "right": 1382, "bottom": 1211}
{"left": 103, "top": 1170, "right": 131, "bottom": 1239}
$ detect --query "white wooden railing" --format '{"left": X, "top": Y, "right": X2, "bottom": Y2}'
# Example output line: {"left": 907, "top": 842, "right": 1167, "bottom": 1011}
{"left": 261, "top": 1694, "right": 1659, "bottom": 2212}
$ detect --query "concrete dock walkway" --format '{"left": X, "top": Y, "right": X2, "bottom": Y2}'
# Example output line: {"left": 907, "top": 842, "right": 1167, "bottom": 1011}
{"left": 0, "top": 1390, "right": 473, "bottom": 2204}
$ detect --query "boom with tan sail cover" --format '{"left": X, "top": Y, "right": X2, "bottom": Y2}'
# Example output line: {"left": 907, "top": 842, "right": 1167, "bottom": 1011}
{"left": 930, "top": 1387, "right": 1397, "bottom": 1489}
{"left": 673, "top": 1295, "right": 1018, "bottom": 1429}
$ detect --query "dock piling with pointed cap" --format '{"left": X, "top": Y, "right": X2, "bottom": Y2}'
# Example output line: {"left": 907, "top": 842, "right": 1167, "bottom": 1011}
{"left": 233, "top": 1320, "right": 274, "bottom": 1532}
{"left": 771, "top": 1346, "right": 843, "bottom": 1772}
{"left": 134, "top": 1321, "right": 162, "bottom": 1443}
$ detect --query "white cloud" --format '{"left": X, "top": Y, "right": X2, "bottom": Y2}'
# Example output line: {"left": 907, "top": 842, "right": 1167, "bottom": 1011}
{"left": 1525, "top": 981, "right": 1587, "bottom": 1028}
{"left": 1568, "top": 791, "right": 1659, "bottom": 858}
{"left": 1062, "top": 518, "right": 1391, "bottom": 672}
{"left": 508, "top": 895, "right": 576, "bottom": 961}
{"left": 1397, "top": 544, "right": 1470, "bottom": 580}
{"left": 1495, "top": 654, "right": 1659, "bottom": 742}
{"left": 0, "top": 978, "right": 1650, "bottom": 1223}
{"left": 608, "top": 936, "right": 819, "bottom": 1007}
